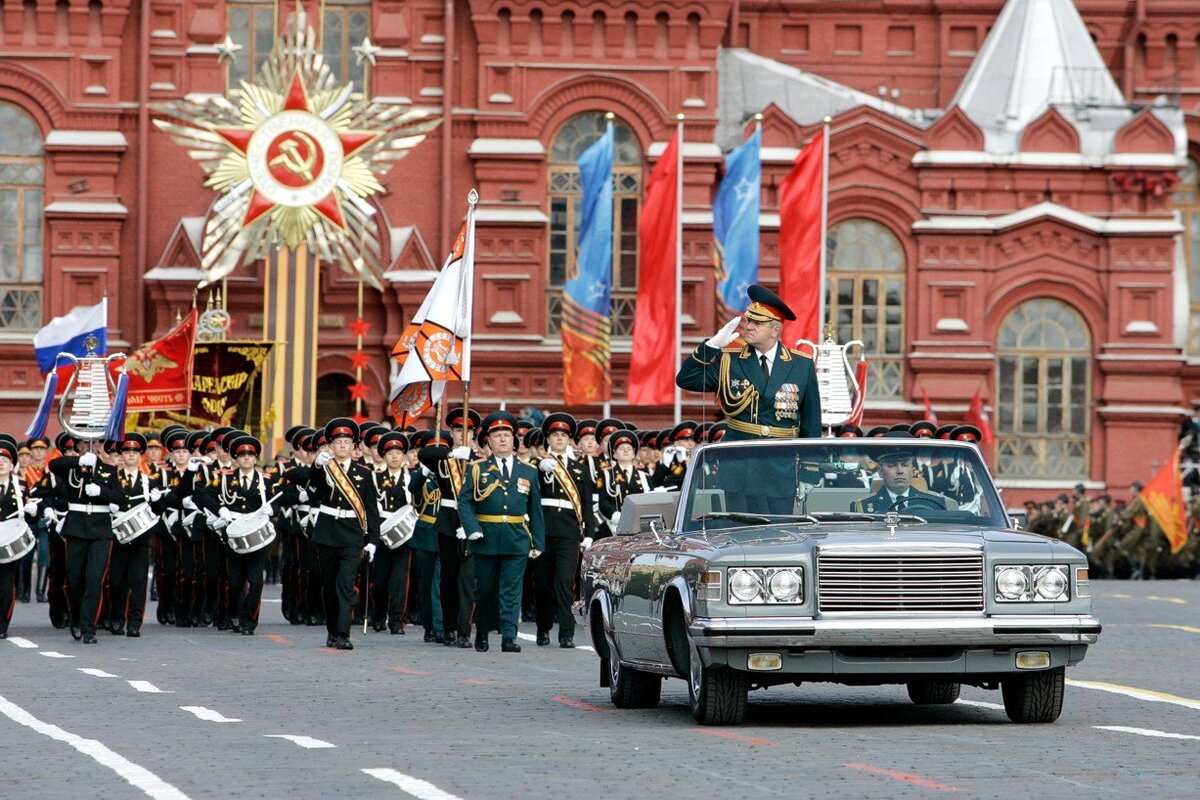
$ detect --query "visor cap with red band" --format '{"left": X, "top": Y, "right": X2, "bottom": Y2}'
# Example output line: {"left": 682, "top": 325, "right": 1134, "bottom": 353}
{"left": 576, "top": 419, "right": 598, "bottom": 439}
{"left": 482, "top": 410, "right": 518, "bottom": 435}
{"left": 910, "top": 420, "right": 938, "bottom": 438}
{"left": 951, "top": 424, "right": 982, "bottom": 444}
{"left": 0, "top": 439, "right": 16, "bottom": 463}
{"left": 445, "top": 407, "right": 482, "bottom": 431}
{"left": 596, "top": 418, "right": 624, "bottom": 439}
{"left": 607, "top": 429, "right": 639, "bottom": 457}
{"left": 523, "top": 428, "right": 542, "bottom": 450}
{"left": 670, "top": 421, "right": 698, "bottom": 443}
{"left": 743, "top": 283, "right": 797, "bottom": 323}
{"left": 376, "top": 431, "right": 409, "bottom": 457}
{"left": 541, "top": 412, "right": 577, "bottom": 440}
{"left": 324, "top": 417, "right": 360, "bottom": 444}
{"left": 211, "top": 427, "right": 235, "bottom": 449}
{"left": 360, "top": 424, "right": 387, "bottom": 448}
{"left": 220, "top": 429, "right": 249, "bottom": 451}
{"left": 55, "top": 431, "right": 78, "bottom": 454}
{"left": 186, "top": 430, "right": 207, "bottom": 453}
{"left": 710, "top": 422, "right": 729, "bottom": 442}
{"left": 103, "top": 439, "right": 120, "bottom": 455}
{"left": 229, "top": 435, "right": 262, "bottom": 459}
{"left": 165, "top": 430, "right": 190, "bottom": 451}
{"left": 121, "top": 433, "right": 147, "bottom": 453}
{"left": 934, "top": 424, "right": 957, "bottom": 440}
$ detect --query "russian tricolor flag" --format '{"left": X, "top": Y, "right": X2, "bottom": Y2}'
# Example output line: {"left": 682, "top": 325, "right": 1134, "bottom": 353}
{"left": 33, "top": 298, "right": 108, "bottom": 374}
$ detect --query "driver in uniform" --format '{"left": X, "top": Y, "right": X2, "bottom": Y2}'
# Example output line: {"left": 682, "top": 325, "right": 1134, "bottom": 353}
{"left": 850, "top": 448, "right": 943, "bottom": 513}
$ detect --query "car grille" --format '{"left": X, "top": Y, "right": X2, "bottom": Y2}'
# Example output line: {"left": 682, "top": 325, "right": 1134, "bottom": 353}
{"left": 817, "top": 552, "right": 984, "bottom": 612}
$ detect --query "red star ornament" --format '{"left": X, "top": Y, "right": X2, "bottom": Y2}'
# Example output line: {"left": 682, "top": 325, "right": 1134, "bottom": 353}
{"left": 348, "top": 381, "right": 370, "bottom": 402}
{"left": 349, "top": 317, "right": 372, "bottom": 339}
{"left": 214, "top": 73, "right": 379, "bottom": 230}
{"left": 349, "top": 350, "right": 371, "bottom": 371}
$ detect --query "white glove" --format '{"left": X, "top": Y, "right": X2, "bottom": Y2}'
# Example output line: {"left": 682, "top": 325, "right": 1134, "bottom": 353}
{"left": 186, "top": 457, "right": 201, "bottom": 472}
{"left": 529, "top": 549, "right": 542, "bottom": 559}
{"left": 43, "top": 508, "right": 60, "bottom": 523}
{"left": 661, "top": 445, "right": 677, "bottom": 464}
{"left": 297, "top": 488, "right": 310, "bottom": 503}
{"left": 468, "top": 531, "right": 483, "bottom": 541}
{"left": 79, "top": 452, "right": 97, "bottom": 468}
{"left": 539, "top": 457, "right": 557, "bottom": 474}
{"left": 609, "top": 512, "right": 620, "bottom": 530}
{"left": 455, "top": 526, "right": 467, "bottom": 540}
{"left": 219, "top": 507, "right": 233, "bottom": 521}
{"left": 108, "top": 503, "right": 120, "bottom": 514}
{"left": 364, "top": 543, "right": 376, "bottom": 563}
{"left": 24, "top": 500, "right": 38, "bottom": 517}
{"left": 84, "top": 483, "right": 101, "bottom": 498}
{"left": 182, "top": 497, "right": 197, "bottom": 511}
{"left": 149, "top": 488, "right": 165, "bottom": 503}
{"left": 314, "top": 451, "right": 332, "bottom": 467}
{"left": 452, "top": 446, "right": 472, "bottom": 460}
{"left": 581, "top": 537, "right": 593, "bottom": 550}
{"left": 706, "top": 315, "right": 742, "bottom": 349}
{"left": 419, "top": 464, "right": 435, "bottom": 479}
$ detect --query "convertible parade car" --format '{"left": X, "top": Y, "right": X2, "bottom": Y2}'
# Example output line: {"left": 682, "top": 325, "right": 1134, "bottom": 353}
{"left": 580, "top": 438, "right": 1102, "bottom": 725}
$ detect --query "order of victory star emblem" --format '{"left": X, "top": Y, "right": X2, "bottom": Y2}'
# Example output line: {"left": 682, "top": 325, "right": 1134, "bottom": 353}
{"left": 150, "top": 4, "right": 440, "bottom": 291}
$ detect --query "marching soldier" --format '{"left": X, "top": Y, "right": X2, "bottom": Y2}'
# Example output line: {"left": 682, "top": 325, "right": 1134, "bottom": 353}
{"left": 370, "top": 431, "right": 413, "bottom": 634}
{"left": 599, "top": 429, "right": 652, "bottom": 534}
{"left": 107, "top": 433, "right": 157, "bottom": 637}
{"left": 652, "top": 421, "right": 696, "bottom": 491}
{"left": 0, "top": 435, "right": 37, "bottom": 639}
{"left": 307, "top": 418, "right": 382, "bottom": 650}
{"left": 49, "top": 436, "right": 126, "bottom": 643}
{"left": 408, "top": 428, "right": 447, "bottom": 642}
{"left": 458, "top": 410, "right": 545, "bottom": 653}
{"left": 534, "top": 412, "right": 594, "bottom": 648}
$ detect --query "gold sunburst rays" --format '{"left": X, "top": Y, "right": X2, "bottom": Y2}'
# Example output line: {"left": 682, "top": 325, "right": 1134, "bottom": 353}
{"left": 150, "top": 2, "right": 440, "bottom": 291}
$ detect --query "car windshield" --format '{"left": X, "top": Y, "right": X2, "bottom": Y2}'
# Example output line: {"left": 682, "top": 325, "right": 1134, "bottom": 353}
{"left": 680, "top": 440, "right": 1008, "bottom": 533}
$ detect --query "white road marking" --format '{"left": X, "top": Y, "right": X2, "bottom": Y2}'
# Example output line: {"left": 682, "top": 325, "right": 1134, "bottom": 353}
{"left": 955, "top": 698, "right": 1006, "bottom": 711}
{"left": 179, "top": 706, "right": 242, "bottom": 723}
{"left": 0, "top": 693, "right": 190, "bottom": 800}
{"left": 1145, "top": 595, "right": 1187, "bottom": 605}
{"left": 363, "top": 768, "right": 461, "bottom": 799}
{"left": 79, "top": 668, "right": 119, "bottom": 678}
{"left": 1148, "top": 623, "right": 1200, "bottom": 635}
{"left": 264, "top": 734, "right": 336, "bottom": 749}
{"left": 1096, "top": 725, "right": 1200, "bottom": 741}
{"left": 6, "top": 637, "right": 37, "bottom": 649}
{"left": 128, "top": 681, "right": 173, "bottom": 694}
{"left": 262, "top": 598, "right": 282, "bottom": 603}
{"left": 1067, "top": 679, "right": 1200, "bottom": 712}
{"left": 40, "top": 651, "right": 74, "bottom": 659}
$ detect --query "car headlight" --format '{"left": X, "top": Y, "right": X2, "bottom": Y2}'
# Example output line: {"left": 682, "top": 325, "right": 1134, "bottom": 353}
{"left": 727, "top": 567, "right": 804, "bottom": 604}
{"left": 993, "top": 565, "right": 1070, "bottom": 602}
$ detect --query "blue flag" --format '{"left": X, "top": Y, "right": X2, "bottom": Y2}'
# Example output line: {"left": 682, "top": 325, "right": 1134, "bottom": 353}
{"left": 713, "top": 127, "right": 761, "bottom": 315}
{"left": 562, "top": 126, "right": 614, "bottom": 404}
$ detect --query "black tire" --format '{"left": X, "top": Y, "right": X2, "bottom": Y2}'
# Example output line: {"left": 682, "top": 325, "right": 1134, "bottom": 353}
{"left": 1001, "top": 667, "right": 1065, "bottom": 723}
{"left": 687, "top": 640, "right": 747, "bottom": 725}
{"left": 608, "top": 658, "right": 662, "bottom": 708}
{"left": 907, "top": 679, "right": 961, "bottom": 705}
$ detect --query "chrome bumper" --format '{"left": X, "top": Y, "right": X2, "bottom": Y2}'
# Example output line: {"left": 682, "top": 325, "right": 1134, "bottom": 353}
{"left": 688, "top": 614, "right": 1102, "bottom": 648}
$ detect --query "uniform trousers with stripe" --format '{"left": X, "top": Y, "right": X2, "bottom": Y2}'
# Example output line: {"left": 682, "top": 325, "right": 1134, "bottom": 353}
{"left": 370, "top": 544, "right": 411, "bottom": 630}
{"left": 535, "top": 534, "right": 579, "bottom": 640}
{"left": 436, "top": 535, "right": 475, "bottom": 638}
{"left": 227, "top": 548, "right": 267, "bottom": 631}
{"left": 65, "top": 537, "right": 113, "bottom": 636}
{"left": 317, "top": 542, "right": 361, "bottom": 638}
{"left": 107, "top": 537, "right": 151, "bottom": 631}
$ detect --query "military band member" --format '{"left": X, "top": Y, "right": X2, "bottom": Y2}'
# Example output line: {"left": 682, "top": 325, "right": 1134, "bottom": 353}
{"left": 534, "top": 413, "right": 594, "bottom": 648}
{"left": 308, "top": 418, "right": 382, "bottom": 650}
{"left": 49, "top": 437, "right": 126, "bottom": 643}
{"left": 157, "top": 427, "right": 193, "bottom": 626}
{"left": 107, "top": 434, "right": 157, "bottom": 636}
{"left": 0, "top": 436, "right": 36, "bottom": 639}
{"left": 599, "top": 429, "right": 652, "bottom": 534}
{"left": 371, "top": 431, "right": 413, "bottom": 634}
{"left": 458, "top": 411, "right": 545, "bottom": 653}
{"left": 851, "top": 448, "right": 944, "bottom": 513}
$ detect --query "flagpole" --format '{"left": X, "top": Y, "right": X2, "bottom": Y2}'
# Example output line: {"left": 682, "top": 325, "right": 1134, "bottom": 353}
{"left": 459, "top": 189, "right": 478, "bottom": 445}
{"left": 818, "top": 116, "right": 831, "bottom": 336}
{"left": 673, "top": 113, "right": 684, "bottom": 425}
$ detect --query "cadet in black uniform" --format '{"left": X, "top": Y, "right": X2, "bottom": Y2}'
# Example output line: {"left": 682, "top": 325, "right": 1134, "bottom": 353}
{"left": 599, "top": 429, "right": 652, "bottom": 533}
{"left": 307, "top": 419, "right": 381, "bottom": 650}
{"left": 371, "top": 431, "right": 413, "bottom": 634}
{"left": 107, "top": 433, "right": 157, "bottom": 637}
{"left": 0, "top": 435, "right": 36, "bottom": 639}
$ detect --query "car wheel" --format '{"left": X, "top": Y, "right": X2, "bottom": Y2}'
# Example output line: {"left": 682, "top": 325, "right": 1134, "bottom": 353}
{"left": 687, "top": 639, "right": 747, "bottom": 725}
{"left": 608, "top": 654, "right": 662, "bottom": 709}
{"left": 1001, "top": 666, "right": 1065, "bottom": 723}
{"left": 907, "top": 679, "right": 961, "bottom": 705}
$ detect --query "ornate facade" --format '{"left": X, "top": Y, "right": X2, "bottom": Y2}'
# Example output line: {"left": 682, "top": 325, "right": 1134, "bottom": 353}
{"left": 3, "top": 0, "right": 1200, "bottom": 496}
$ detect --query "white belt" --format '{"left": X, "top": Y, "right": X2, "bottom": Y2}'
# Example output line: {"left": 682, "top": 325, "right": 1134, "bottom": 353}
{"left": 319, "top": 505, "right": 359, "bottom": 519}
{"left": 541, "top": 498, "right": 575, "bottom": 511}
{"left": 68, "top": 503, "right": 111, "bottom": 515}
{"left": 439, "top": 499, "right": 458, "bottom": 509}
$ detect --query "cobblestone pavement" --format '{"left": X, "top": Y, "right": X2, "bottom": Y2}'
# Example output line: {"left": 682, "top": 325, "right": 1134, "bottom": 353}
{"left": 2, "top": 579, "right": 1198, "bottom": 799}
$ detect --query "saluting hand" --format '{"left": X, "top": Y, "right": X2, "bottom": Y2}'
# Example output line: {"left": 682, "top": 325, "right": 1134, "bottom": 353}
{"left": 706, "top": 316, "right": 742, "bottom": 349}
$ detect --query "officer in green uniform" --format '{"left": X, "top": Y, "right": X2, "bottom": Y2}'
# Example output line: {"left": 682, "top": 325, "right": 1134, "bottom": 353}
{"left": 457, "top": 411, "right": 545, "bottom": 653}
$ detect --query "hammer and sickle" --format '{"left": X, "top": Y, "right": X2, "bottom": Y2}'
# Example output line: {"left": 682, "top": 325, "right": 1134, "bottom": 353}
{"left": 268, "top": 131, "right": 319, "bottom": 182}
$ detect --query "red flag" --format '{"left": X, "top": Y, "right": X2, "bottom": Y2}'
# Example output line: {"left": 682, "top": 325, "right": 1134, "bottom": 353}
{"left": 964, "top": 387, "right": 994, "bottom": 445}
{"left": 117, "top": 309, "right": 197, "bottom": 412}
{"left": 1142, "top": 449, "right": 1188, "bottom": 554}
{"left": 627, "top": 130, "right": 679, "bottom": 406}
{"left": 778, "top": 128, "right": 826, "bottom": 347}
{"left": 922, "top": 387, "right": 938, "bottom": 425}
{"left": 847, "top": 358, "right": 868, "bottom": 427}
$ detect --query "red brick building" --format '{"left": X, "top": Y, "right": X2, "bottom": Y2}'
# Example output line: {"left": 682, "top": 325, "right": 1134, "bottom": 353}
{"left": 2, "top": 0, "right": 1200, "bottom": 496}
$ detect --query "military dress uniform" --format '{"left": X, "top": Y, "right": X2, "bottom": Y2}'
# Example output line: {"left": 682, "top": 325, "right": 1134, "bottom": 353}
{"left": 49, "top": 448, "right": 126, "bottom": 643}
{"left": 535, "top": 413, "right": 595, "bottom": 648}
{"left": 418, "top": 437, "right": 476, "bottom": 648}
{"left": 0, "top": 438, "right": 33, "bottom": 639}
{"left": 370, "top": 431, "right": 413, "bottom": 634}
{"left": 407, "top": 429, "right": 446, "bottom": 641}
{"left": 306, "top": 419, "right": 382, "bottom": 650}
{"left": 457, "top": 411, "right": 546, "bottom": 652}
{"left": 851, "top": 485, "right": 945, "bottom": 514}
{"left": 107, "top": 434, "right": 157, "bottom": 636}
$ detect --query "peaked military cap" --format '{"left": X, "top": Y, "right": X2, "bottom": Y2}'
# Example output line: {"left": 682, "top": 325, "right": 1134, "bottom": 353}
{"left": 229, "top": 435, "right": 262, "bottom": 459}
{"left": 744, "top": 283, "right": 796, "bottom": 323}
{"left": 482, "top": 410, "right": 517, "bottom": 434}
{"left": 542, "top": 412, "right": 577, "bottom": 440}
{"left": 324, "top": 417, "right": 359, "bottom": 443}
{"left": 120, "top": 433, "right": 148, "bottom": 453}
{"left": 377, "top": 430, "right": 409, "bottom": 456}
{"left": 910, "top": 420, "right": 938, "bottom": 438}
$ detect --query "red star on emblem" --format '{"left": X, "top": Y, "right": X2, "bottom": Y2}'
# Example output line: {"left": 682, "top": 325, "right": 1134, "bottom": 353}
{"left": 349, "top": 318, "right": 372, "bottom": 338}
{"left": 349, "top": 350, "right": 371, "bottom": 371}
{"left": 215, "top": 73, "right": 378, "bottom": 230}
{"left": 348, "top": 381, "right": 370, "bottom": 402}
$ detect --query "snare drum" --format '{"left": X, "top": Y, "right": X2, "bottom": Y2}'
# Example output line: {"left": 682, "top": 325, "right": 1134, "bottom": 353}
{"left": 0, "top": 516, "right": 35, "bottom": 564}
{"left": 112, "top": 503, "right": 158, "bottom": 545}
{"left": 226, "top": 511, "right": 276, "bottom": 554}
{"left": 379, "top": 504, "right": 418, "bottom": 549}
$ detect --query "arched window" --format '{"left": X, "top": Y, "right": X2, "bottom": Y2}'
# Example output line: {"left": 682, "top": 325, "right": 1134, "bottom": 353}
{"left": 995, "top": 298, "right": 1091, "bottom": 479}
{"left": 0, "top": 101, "right": 44, "bottom": 331}
{"left": 1174, "top": 157, "right": 1200, "bottom": 351}
{"left": 546, "top": 112, "right": 642, "bottom": 336}
{"left": 825, "top": 218, "right": 905, "bottom": 398}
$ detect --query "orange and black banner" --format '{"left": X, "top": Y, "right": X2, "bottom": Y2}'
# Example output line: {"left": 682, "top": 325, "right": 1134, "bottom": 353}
{"left": 133, "top": 340, "right": 273, "bottom": 429}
